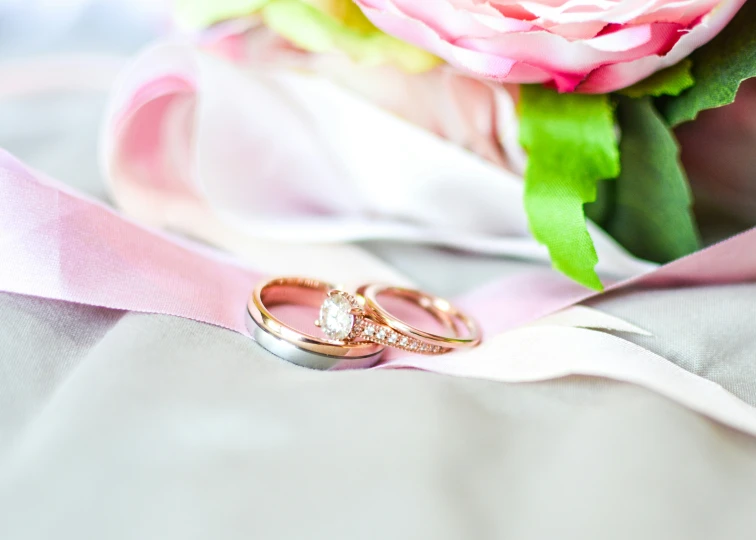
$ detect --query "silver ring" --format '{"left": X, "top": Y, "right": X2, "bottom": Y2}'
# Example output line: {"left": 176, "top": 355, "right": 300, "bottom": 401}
{"left": 245, "top": 309, "right": 385, "bottom": 370}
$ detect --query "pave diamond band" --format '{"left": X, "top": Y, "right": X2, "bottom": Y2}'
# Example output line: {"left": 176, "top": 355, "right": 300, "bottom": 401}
{"left": 357, "top": 283, "right": 482, "bottom": 351}
{"left": 352, "top": 318, "right": 446, "bottom": 354}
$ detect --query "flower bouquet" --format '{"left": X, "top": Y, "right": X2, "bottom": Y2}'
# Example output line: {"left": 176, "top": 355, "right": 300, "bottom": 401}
{"left": 110, "top": 0, "right": 753, "bottom": 291}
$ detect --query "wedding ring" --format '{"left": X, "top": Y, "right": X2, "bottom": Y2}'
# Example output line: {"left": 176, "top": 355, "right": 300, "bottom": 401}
{"left": 247, "top": 277, "right": 480, "bottom": 370}
{"left": 356, "top": 283, "right": 482, "bottom": 351}
{"left": 316, "top": 289, "right": 455, "bottom": 355}
{"left": 247, "top": 277, "right": 385, "bottom": 370}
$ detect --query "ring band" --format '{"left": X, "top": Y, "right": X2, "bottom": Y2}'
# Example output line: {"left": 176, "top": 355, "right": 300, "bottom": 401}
{"left": 356, "top": 283, "right": 482, "bottom": 350}
{"left": 247, "top": 276, "right": 481, "bottom": 369}
{"left": 246, "top": 314, "right": 384, "bottom": 370}
{"left": 247, "top": 277, "right": 385, "bottom": 370}
{"left": 317, "top": 289, "right": 455, "bottom": 355}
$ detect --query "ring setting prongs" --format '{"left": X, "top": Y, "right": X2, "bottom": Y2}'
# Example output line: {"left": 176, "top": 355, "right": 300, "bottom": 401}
{"left": 315, "top": 290, "right": 444, "bottom": 354}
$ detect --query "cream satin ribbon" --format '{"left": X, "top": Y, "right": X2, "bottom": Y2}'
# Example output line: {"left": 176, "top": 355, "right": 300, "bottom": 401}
{"left": 102, "top": 41, "right": 656, "bottom": 279}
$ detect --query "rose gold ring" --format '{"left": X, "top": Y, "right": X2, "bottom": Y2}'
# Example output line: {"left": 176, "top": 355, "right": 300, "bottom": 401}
{"left": 247, "top": 277, "right": 385, "bottom": 370}
{"left": 317, "top": 284, "right": 480, "bottom": 354}
{"left": 315, "top": 289, "right": 457, "bottom": 355}
{"left": 356, "top": 283, "right": 482, "bottom": 351}
{"left": 248, "top": 277, "right": 480, "bottom": 369}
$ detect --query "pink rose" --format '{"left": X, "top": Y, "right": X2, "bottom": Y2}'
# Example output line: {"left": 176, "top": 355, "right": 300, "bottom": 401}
{"left": 354, "top": 0, "right": 747, "bottom": 93}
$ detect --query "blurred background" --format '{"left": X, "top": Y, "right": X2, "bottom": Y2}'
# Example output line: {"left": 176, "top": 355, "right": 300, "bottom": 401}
{"left": 0, "top": 0, "right": 167, "bottom": 199}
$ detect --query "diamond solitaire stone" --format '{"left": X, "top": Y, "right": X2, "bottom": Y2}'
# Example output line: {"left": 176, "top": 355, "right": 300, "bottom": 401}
{"left": 318, "top": 292, "right": 355, "bottom": 340}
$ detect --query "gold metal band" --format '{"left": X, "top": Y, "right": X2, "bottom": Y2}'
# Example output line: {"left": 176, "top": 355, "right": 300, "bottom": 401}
{"left": 247, "top": 277, "right": 481, "bottom": 369}
{"left": 356, "top": 283, "right": 482, "bottom": 350}
{"left": 248, "top": 277, "right": 385, "bottom": 360}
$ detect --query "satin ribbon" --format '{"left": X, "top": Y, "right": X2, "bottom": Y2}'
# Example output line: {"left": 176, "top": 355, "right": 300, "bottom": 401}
{"left": 0, "top": 152, "right": 260, "bottom": 334}
{"left": 102, "top": 42, "right": 656, "bottom": 279}
{"left": 7, "top": 149, "right": 756, "bottom": 439}
{"left": 4, "top": 146, "right": 756, "bottom": 337}
{"left": 0, "top": 149, "right": 580, "bottom": 337}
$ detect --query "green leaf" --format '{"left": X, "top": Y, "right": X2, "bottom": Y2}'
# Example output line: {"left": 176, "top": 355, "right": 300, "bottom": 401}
{"left": 584, "top": 177, "right": 616, "bottom": 227}
{"left": 620, "top": 59, "right": 694, "bottom": 98}
{"left": 663, "top": 2, "right": 756, "bottom": 125}
{"left": 603, "top": 97, "right": 700, "bottom": 262}
{"left": 519, "top": 85, "right": 620, "bottom": 291}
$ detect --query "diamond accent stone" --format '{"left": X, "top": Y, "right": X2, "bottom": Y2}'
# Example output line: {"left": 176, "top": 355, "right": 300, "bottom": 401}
{"left": 355, "top": 321, "right": 446, "bottom": 355}
{"left": 318, "top": 292, "right": 355, "bottom": 340}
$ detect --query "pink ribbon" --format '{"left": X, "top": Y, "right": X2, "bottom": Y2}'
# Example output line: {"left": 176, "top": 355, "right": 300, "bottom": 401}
{"left": 10, "top": 149, "right": 756, "bottom": 438}
{"left": 2, "top": 147, "right": 756, "bottom": 347}
{"left": 0, "top": 151, "right": 260, "bottom": 334}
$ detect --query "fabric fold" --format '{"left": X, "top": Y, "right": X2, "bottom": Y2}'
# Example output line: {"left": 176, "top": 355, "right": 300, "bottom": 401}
{"left": 101, "top": 40, "right": 655, "bottom": 279}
